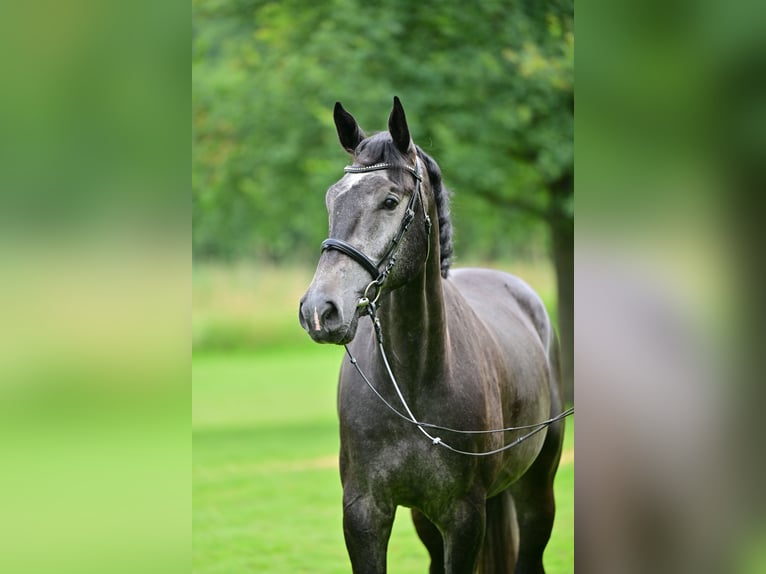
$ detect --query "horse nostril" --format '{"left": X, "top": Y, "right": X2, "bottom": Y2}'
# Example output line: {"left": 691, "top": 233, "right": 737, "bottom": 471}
{"left": 320, "top": 300, "right": 339, "bottom": 328}
{"left": 301, "top": 294, "right": 344, "bottom": 335}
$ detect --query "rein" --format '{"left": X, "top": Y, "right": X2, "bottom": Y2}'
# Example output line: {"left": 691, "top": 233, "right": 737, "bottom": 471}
{"left": 344, "top": 301, "right": 574, "bottom": 457}
{"left": 323, "top": 158, "right": 573, "bottom": 456}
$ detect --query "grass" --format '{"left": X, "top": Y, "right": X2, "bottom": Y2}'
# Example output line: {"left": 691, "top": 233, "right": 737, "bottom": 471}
{"left": 193, "top": 260, "right": 571, "bottom": 572}
{"left": 193, "top": 263, "right": 315, "bottom": 352}
{"left": 193, "top": 345, "right": 573, "bottom": 573}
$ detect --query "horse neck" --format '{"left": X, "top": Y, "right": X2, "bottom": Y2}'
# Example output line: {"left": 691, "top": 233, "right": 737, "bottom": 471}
{"left": 376, "top": 226, "right": 448, "bottom": 388}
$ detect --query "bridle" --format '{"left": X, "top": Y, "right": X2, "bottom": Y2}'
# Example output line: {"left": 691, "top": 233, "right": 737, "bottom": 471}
{"left": 319, "top": 155, "right": 573, "bottom": 456}
{"left": 320, "top": 155, "right": 431, "bottom": 310}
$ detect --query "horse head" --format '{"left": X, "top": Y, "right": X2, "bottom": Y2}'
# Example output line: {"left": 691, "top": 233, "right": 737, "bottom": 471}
{"left": 299, "top": 97, "right": 433, "bottom": 344}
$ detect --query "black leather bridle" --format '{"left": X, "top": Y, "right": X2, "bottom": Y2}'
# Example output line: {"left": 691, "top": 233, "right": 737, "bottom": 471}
{"left": 321, "top": 154, "right": 575, "bottom": 455}
{"left": 320, "top": 156, "right": 431, "bottom": 308}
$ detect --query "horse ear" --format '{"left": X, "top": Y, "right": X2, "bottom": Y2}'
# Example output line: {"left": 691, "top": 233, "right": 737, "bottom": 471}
{"left": 334, "top": 102, "right": 366, "bottom": 154}
{"left": 388, "top": 96, "right": 411, "bottom": 155}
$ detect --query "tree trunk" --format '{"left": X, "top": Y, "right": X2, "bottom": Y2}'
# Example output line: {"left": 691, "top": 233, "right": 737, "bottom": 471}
{"left": 549, "top": 175, "right": 574, "bottom": 404}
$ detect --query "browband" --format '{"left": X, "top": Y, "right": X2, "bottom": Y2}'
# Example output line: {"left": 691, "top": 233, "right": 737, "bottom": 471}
{"left": 344, "top": 162, "right": 422, "bottom": 181}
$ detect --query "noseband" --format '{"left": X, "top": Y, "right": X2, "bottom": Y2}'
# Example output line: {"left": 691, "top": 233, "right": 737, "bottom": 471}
{"left": 320, "top": 156, "right": 431, "bottom": 308}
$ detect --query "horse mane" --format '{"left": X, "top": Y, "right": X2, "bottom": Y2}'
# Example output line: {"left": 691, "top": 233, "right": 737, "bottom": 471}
{"left": 353, "top": 133, "right": 454, "bottom": 278}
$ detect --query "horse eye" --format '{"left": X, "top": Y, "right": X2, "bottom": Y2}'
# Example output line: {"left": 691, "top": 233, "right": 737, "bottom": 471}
{"left": 383, "top": 197, "right": 399, "bottom": 210}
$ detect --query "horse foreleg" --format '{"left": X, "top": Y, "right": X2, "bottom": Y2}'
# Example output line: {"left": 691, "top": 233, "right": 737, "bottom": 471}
{"left": 510, "top": 420, "right": 564, "bottom": 574}
{"left": 437, "top": 496, "right": 486, "bottom": 574}
{"left": 342, "top": 491, "right": 395, "bottom": 574}
{"left": 412, "top": 508, "right": 445, "bottom": 573}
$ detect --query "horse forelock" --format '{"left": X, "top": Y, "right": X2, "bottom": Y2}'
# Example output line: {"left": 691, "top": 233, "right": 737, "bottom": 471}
{"left": 352, "top": 132, "right": 410, "bottom": 184}
{"left": 351, "top": 133, "right": 453, "bottom": 278}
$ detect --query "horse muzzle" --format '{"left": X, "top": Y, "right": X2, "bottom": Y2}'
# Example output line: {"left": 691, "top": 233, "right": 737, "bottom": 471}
{"left": 298, "top": 291, "right": 358, "bottom": 344}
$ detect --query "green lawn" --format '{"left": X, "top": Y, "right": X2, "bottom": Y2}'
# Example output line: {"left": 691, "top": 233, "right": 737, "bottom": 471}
{"left": 193, "top": 344, "right": 573, "bottom": 573}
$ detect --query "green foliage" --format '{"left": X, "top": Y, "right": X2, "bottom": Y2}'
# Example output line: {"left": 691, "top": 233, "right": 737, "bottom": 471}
{"left": 193, "top": 0, "right": 573, "bottom": 263}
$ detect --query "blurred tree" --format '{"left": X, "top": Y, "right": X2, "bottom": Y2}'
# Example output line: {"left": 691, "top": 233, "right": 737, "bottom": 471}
{"left": 193, "top": 0, "right": 573, "bottom": 400}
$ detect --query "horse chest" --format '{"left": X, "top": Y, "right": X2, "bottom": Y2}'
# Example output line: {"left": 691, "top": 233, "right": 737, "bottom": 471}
{"left": 340, "top": 415, "right": 485, "bottom": 502}
{"left": 373, "top": 445, "right": 467, "bottom": 503}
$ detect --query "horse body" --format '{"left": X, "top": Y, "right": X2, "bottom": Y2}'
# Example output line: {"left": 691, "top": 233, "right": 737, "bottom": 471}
{"left": 445, "top": 268, "right": 557, "bottom": 491}
{"left": 299, "top": 98, "right": 564, "bottom": 573}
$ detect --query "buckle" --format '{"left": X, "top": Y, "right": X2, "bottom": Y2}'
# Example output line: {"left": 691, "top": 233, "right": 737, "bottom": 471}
{"left": 357, "top": 278, "right": 383, "bottom": 309}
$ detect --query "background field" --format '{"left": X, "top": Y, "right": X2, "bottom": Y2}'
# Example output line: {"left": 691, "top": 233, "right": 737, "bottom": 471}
{"left": 192, "top": 262, "right": 572, "bottom": 572}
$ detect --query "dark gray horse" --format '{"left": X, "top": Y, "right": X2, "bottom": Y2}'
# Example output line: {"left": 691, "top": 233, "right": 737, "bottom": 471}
{"left": 299, "top": 97, "right": 566, "bottom": 574}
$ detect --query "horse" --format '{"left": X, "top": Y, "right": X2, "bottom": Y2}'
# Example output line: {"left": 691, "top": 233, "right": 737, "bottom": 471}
{"left": 298, "top": 97, "right": 567, "bottom": 574}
